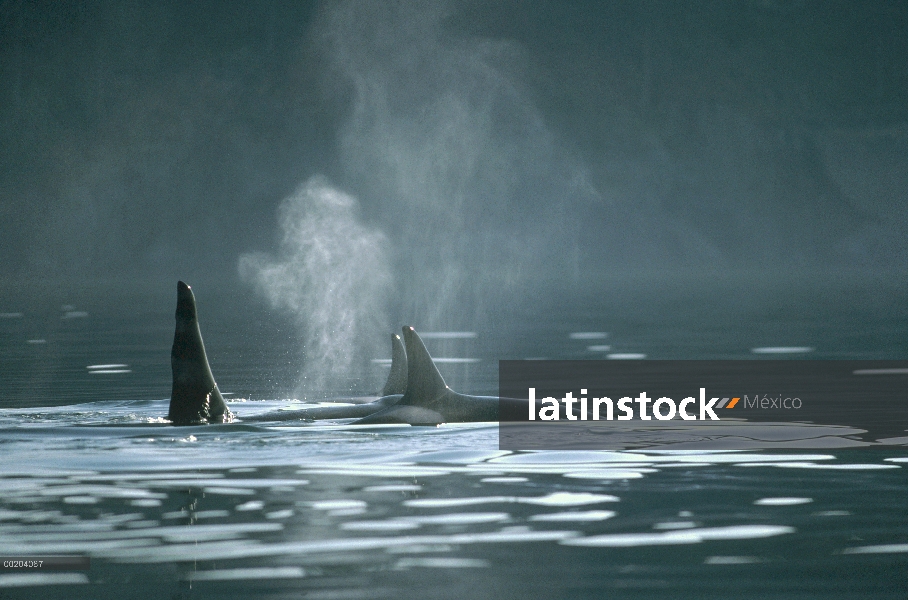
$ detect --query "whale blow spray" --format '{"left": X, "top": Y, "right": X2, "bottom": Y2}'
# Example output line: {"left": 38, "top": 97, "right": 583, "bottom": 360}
{"left": 239, "top": 177, "right": 392, "bottom": 398}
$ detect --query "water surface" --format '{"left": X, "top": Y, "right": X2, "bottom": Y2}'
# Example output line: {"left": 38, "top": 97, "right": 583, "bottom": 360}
{"left": 0, "top": 279, "right": 906, "bottom": 598}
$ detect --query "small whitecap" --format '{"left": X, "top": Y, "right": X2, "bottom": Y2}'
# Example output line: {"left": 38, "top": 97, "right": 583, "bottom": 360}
{"left": 341, "top": 520, "right": 420, "bottom": 532}
{"left": 678, "top": 453, "right": 835, "bottom": 464}
{"left": 489, "top": 451, "right": 642, "bottom": 464}
{"left": 562, "top": 470, "right": 647, "bottom": 480}
{"left": 203, "top": 487, "right": 256, "bottom": 496}
{"left": 26, "top": 339, "right": 46, "bottom": 344}
{"left": 125, "top": 520, "right": 160, "bottom": 529}
{"left": 741, "top": 462, "right": 899, "bottom": 470}
{"left": 6, "top": 512, "right": 60, "bottom": 525}
{"left": 396, "top": 557, "right": 488, "bottom": 568}
{"left": 587, "top": 345, "right": 612, "bottom": 351}
{"left": 130, "top": 499, "right": 162, "bottom": 507}
{"left": 418, "top": 332, "right": 477, "bottom": 339}
{"left": 0, "top": 312, "right": 23, "bottom": 319}
{"left": 298, "top": 466, "right": 451, "bottom": 478}
{"left": 404, "top": 492, "right": 618, "bottom": 509}
{"left": 149, "top": 478, "right": 307, "bottom": 489}
{"left": 87, "top": 364, "right": 129, "bottom": 370}
{"left": 2, "top": 537, "right": 158, "bottom": 554}
{"left": 156, "top": 522, "right": 283, "bottom": 543}
{"left": 311, "top": 500, "right": 367, "bottom": 511}
{"left": 754, "top": 497, "right": 813, "bottom": 506}
{"left": 81, "top": 474, "right": 189, "bottom": 485}
{"left": 235, "top": 501, "right": 265, "bottom": 512}
{"left": 163, "top": 510, "right": 228, "bottom": 521}
{"left": 480, "top": 477, "right": 528, "bottom": 483}
{"left": 197, "top": 510, "right": 232, "bottom": 519}
{"left": 751, "top": 347, "right": 813, "bottom": 354}
{"left": 563, "top": 531, "right": 700, "bottom": 547}
{"left": 363, "top": 484, "right": 422, "bottom": 492}
{"left": 0, "top": 573, "right": 89, "bottom": 587}
{"left": 607, "top": 353, "right": 646, "bottom": 360}
{"left": 328, "top": 508, "right": 367, "bottom": 517}
{"left": 653, "top": 521, "right": 697, "bottom": 530}
{"left": 414, "top": 450, "right": 511, "bottom": 464}
{"left": 448, "top": 530, "right": 577, "bottom": 544}
{"left": 705, "top": 556, "right": 761, "bottom": 564}
{"left": 563, "top": 525, "right": 794, "bottom": 547}
{"left": 188, "top": 567, "right": 304, "bottom": 581}
{"left": 842, "top": 543, "right": 908, "bottom": 554}
{"left": 63, "top": 496, "right": 99, "bottom": 504}
{"left": 404, "top": 496, "right": 509, "bottom": 508}
{"left": 99, "top": 513, "right": 145, "bottom": 523}
{"left": 451, "top": 492, "right": 613, "bottom": 508}
{"left": 386, "top": 544, "right": 454, "bottom": 554}
{"left": 101, "top": 539, "right": 270, "bottom": 563}
{"left": 883, "top": 457, "right": 908, "bottom": 463}
{"left": 265, "top": 509, "right": 294, "bottom": 520}
{"left": 814, "top": 510, "right": 851, "bottom": 517}
{"left": 530, "top": 510, "right": 616, "bottom": 522}
{"left": 570, "top": 332, "right": 608, "bottom": 340}
{"left": 409, "top": 513, "right": 510, "bottom": 526}
{"left": 432, "top": 358, "right": 480, "bottom": 364}
{"left": 695, "top": 525, "right": 796, "bottom": 540}
{"left": 88, "top": 369, "right": 132, "bottom": 374}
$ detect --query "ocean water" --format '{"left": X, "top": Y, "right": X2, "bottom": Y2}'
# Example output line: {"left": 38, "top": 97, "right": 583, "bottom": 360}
{"left": 0, "top": 278, "right": 906, "bottom": 599}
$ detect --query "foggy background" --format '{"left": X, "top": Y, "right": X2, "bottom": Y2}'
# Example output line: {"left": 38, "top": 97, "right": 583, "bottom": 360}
{"left": 1, "top": 0, "right": 906, "bottom": 397}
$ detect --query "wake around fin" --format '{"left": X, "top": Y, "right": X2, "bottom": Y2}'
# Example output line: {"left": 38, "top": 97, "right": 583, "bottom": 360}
{"left": 352, "top": 326, "right": 453, "bottom": 425}
{"left": 167, "top": 281, "right": 233, "bottom": 425}
{"left": 379, "top": 333, "right": 408, "bottom": 396}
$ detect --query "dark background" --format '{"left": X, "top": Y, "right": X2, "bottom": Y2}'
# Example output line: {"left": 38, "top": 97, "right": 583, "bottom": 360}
{"left": 2, "top": 1, "right": 906, "bottom": 281}
{"left": 1, "top": 1, "right": 906, "bottom": 401}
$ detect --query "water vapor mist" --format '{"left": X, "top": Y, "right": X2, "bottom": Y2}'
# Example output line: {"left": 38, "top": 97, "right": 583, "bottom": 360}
{"left": 320, "top": 0, "right": 601, "bottom": 326}
{"left": 239, "top": 177, "right": 392, "bottom": 397}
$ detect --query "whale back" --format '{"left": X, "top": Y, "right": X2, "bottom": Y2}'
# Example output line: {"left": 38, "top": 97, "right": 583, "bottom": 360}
{"left": 351, "top": 326, "right": 498, "bottom": 425}
{"left": 379, "top": 333, "right": 408, "bottom": 396}
{"left": 167, "top": 281, "right": 232, "bottom": 425}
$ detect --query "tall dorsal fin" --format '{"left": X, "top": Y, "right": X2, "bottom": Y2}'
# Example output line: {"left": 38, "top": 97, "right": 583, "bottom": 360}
{"left": 380, "top": 333, "right": 408, "bottom": 396}
{"left": 167, "top": 281, "right": 232, "bottom": 425}
{"left": 400, "top": 326, "right": 448, "bottom": 404}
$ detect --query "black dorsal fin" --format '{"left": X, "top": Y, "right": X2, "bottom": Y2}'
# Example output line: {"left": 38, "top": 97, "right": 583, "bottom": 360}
{"left": 167, "top": 281, "right": 232, "bottom": 425}
{"left": 380, "top": 333, "right": 408, "bottom": 396}
{"left": 400, "top": 326, "right": 448, "bottom": 405}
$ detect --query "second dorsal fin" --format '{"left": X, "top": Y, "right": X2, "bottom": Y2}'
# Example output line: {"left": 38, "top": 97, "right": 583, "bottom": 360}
{"left": 400, "top": 326, "right": 448, "bottom": 404}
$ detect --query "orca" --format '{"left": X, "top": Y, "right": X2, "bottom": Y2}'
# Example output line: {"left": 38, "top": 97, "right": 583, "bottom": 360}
{"left": 168, "top": 281, "right": 234, "bottom": 425}
{"left": 166, "top": 281, "right": 407, "bottom": 424}
{"left": 352, "top": 326, "right": 509, "bottom": 425}
{"left": 164, "top": 282, "right": 520, "bottom": 426}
